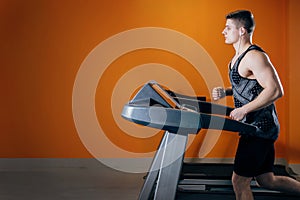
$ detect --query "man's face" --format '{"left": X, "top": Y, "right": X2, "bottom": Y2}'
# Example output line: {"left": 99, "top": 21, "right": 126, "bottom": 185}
{"left": 222, "top": 19, "right": 240, "bottom": 44}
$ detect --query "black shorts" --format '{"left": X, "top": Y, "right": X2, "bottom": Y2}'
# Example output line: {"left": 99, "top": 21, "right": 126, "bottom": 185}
{"left": 234, "top": 135, "right": 275, "bottom": 177}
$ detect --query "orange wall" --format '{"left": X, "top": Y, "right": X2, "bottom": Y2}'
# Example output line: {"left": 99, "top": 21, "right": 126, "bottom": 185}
{"left": 0, "top": 0, "right": 297, "bottom": 163}
{"left": 288, "top": 0, "right": 300, "bottom": 164}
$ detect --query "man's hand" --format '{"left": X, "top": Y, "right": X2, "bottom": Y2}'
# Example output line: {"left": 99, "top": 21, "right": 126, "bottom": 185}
{"left": 212, "top": 87, "right": 226, "bottom": 101}
{"left": 230, "top": 107, "right": 247, "bottom": 121}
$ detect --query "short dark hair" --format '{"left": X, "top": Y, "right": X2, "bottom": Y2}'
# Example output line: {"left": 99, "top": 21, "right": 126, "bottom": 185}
{"left": 226, "top": 10, "right": 255, "bottom": 34}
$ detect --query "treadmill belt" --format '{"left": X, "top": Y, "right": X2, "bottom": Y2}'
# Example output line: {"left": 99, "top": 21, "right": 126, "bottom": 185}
{"left": 176, "top": 192, "right": 300, "bottom": 200}
{"left": 177, "top": 163, "right": 299, "bottom": 199}
{"left": 180, "top": 163, "right": 292, "bottom": 179}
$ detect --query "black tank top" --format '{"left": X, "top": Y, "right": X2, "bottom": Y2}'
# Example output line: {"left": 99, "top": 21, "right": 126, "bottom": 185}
{"left": 229, "top": 45, "right": 279, "bottom": 140}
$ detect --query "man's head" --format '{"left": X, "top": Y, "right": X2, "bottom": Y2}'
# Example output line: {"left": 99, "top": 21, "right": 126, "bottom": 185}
{"left": 226, "top": 10, "right": 255, "bottom": 35}
{"left": 222, "top": 10, "right": 255, "bottom": 44}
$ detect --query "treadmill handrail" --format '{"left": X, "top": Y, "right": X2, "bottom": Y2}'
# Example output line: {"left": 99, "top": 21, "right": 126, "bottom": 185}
{"left": 122, "top": 104, "right": 257, "bottom": 135}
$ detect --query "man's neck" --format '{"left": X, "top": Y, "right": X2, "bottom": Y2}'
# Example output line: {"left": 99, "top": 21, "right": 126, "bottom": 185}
{"left": 233, "top": 38, "right": 252, "bottom": 56}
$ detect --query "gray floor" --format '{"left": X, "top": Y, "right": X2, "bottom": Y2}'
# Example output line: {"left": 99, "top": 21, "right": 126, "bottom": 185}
{"left": 0, "top": 159, "right": 144, "bottom": 200}
{"left": 0, "top": 159, "right": 299, "bottom": 200}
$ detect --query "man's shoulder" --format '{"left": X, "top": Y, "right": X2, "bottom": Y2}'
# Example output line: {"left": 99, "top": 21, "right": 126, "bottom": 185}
{"left": 244, "top": 48, "right": 268, "bottom": 62}
{"left": 243, "top": 48, "right": 272, "bottom": 73}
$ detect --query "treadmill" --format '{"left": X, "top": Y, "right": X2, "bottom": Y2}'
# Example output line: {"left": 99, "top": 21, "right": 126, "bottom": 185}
{"left": 121, "top": 81, "right": 298, "bottom": 200}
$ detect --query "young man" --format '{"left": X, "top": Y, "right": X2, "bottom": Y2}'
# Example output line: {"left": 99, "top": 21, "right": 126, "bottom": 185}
{"left": 212, "top": 10, "right": 300, "bottom": 200}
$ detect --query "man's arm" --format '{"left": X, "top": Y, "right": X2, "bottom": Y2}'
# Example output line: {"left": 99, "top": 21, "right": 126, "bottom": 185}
{"left": 230, "top": 50, "right": 284, "bottom": 121}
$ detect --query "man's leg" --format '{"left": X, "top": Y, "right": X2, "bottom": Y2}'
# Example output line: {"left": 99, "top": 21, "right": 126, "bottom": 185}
{"left": 256, "top": 172, "right": 300, "bottom": 195}
{"left": 232, "top": 172, "right": 254, "bottom": 200}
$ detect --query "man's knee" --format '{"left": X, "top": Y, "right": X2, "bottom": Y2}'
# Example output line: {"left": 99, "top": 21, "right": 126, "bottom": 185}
{"left": 232, "top": 172, "right": 253, "bottom": 192}
{"left": 255, "top": 173, "right": 275, "bottom": 190}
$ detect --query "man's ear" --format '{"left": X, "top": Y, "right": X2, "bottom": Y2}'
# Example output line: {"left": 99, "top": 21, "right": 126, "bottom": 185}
{"left": 240, "top": 27, "right": 246, "bottom": 36}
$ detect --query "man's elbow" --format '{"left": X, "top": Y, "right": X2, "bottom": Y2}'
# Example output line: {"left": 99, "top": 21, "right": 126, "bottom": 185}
{"left": 275, "top": 86, "right": 284, "bottom": 99}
